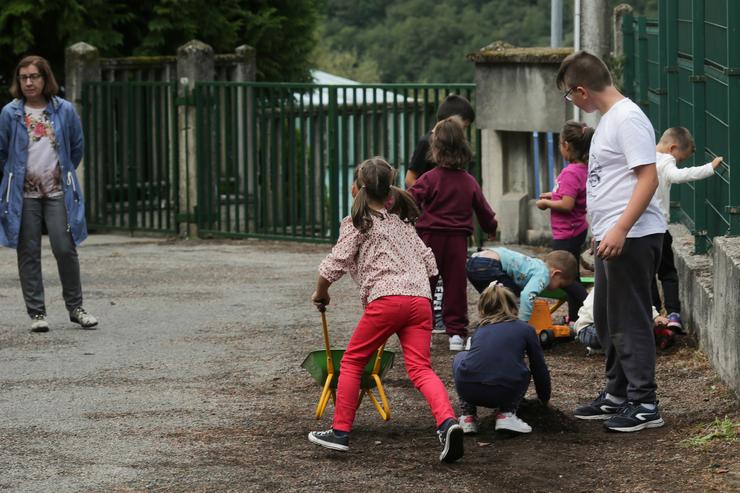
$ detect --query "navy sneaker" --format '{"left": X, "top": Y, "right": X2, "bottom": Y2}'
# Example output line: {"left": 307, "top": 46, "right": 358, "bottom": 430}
{"left": 574, "top": 391, "right": 625, "bottom": 420}
{"left": 604, "top": 401, "right": 665, "bottom": 432}
{"left": 667, "top": 312, "right": 685, "bottom": 334}
{"left": 437, "top": 418, "right": 464, "bottom": 463}
{"left": 308, "top": 429, "right": 349, "bottom": 451}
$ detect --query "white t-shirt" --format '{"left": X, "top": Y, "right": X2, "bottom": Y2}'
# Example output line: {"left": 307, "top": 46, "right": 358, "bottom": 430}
{"left": 587, "top": 98, "right": 666, "bottom": 240}
{"left": 655, "top": 151, "right": 714, "bottom": 222}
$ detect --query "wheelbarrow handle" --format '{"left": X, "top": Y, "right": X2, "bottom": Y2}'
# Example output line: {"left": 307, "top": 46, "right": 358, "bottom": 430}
{"left": 320, "top": 310, "right": 334, "bottom": 374}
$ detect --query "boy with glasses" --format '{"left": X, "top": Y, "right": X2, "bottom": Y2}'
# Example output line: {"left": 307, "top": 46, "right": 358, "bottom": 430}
{"left": 556, "top": 51, "right": 666, "bottom": 432}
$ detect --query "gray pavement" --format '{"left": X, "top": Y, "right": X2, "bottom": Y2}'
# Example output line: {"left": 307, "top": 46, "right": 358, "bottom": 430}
{"left": 0, "top": 234, "right": 343, "bottom": 492}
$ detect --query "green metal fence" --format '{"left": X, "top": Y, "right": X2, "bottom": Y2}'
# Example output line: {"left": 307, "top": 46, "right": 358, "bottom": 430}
{"left": 623, "top": 1, "right": 740, "bottom": 253}
{"left": 193, "top": 82, "right": 479, "bottom": 242}
{"left": 82, "top": 81, "right": 180, "bottom": 233}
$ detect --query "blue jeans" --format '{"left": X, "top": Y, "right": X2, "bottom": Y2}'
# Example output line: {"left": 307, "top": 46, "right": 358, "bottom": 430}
{"left": 465, "top": 256, "right": 520, "bottom": 296}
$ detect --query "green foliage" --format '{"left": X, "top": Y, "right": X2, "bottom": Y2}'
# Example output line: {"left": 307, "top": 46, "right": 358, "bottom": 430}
{"left": 682, "top": 417, "right": 739, "bottom": 448}
{"left": 314, "top": 0, "right": 659, "bottom": 83}
{"left": 0, "top": 0, "right": 321, "bottom": 105}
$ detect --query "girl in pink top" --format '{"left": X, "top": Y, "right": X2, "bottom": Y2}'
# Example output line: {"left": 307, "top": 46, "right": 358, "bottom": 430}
{"left": 536, "top": 120, "right": 593, "bottom": 321}
{"left": 308, "top": 157, "right": 464, "bottom": 463}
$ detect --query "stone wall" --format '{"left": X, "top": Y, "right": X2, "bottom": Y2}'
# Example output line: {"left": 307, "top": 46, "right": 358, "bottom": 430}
{"left": 671, "top": 223, "right": 740, "bottom": 397}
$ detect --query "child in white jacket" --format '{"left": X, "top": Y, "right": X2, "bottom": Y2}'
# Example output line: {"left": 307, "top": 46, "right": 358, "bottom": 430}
{"left": 652, "top": 127, "right": 723, "bottom": 333}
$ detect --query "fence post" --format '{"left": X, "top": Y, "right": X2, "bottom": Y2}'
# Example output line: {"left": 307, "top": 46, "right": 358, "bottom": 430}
{"left": 663, "top": 0, "right": 678, "bottom": 128}
{"left": 65, "top": 42, "right": 100, "bottom": 198}
{"left": 691, "top": 0, "right": 708, "bottom": 253}
{"left": 727, "top": 0, "right": 740, "bottom": 235}
{"left": 327, "top": 87, "right": 340, "bottom": 242}
{"left": 637, "top": 17, "right": 649, "bottom": 111}
{"left": 622, "top": 13, "right": 635, "bottom": 99}
{"left": 176, "top": 40, "right": 214, "bottom": 237}
{"left": 613, "top": 3, "right": 634, "bottom": 57}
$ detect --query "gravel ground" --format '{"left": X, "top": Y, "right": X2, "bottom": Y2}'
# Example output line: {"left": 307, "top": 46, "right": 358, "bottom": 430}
{"left": 0, "top": 235, "right": 737, "bottom": 493}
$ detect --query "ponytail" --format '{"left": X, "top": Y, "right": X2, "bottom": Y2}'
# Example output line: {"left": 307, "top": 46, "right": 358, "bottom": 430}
{"left": 351, "top": 186, "right": 376, "bottom": 233}
{"left": 560, "top": 120, "right": 594, "bottom": 164}
{"left": 388, "top": 186, "right": 420, "bottom": 224}
{"left": 477, "top": 281, "right": 519, "bottom": 326}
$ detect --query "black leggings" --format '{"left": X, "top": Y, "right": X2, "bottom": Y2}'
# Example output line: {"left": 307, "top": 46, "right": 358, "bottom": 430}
{"left": 552, "top": 229, "right": 588, "bottom": 322}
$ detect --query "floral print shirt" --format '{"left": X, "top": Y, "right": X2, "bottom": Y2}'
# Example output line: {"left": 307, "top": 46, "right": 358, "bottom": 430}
{"left": 319, "top": 210, "right": 438, "bottom": 307}
{"left": 24, "top": 106, "right": 62, "bottom": 198}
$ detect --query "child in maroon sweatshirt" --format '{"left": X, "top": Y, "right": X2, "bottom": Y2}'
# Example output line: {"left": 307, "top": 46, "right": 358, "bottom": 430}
{"left": 409, "top": 116, "right": 498, "bottom": 351}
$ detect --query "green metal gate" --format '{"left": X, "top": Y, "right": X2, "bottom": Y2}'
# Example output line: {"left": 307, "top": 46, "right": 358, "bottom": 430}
{"left": 193, "top": 82, "right": 479, "bottom": 242}
{"left": 623, "top": 0, "right": 740, "bottom": 253}
{"left": 82, "top": 81, "right": 180, "bottom": 234}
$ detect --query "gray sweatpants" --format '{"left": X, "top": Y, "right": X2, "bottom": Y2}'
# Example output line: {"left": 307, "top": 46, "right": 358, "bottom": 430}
{"left": 17, "top": 197, "right": 83, "bottom": 317}
{"left": 594, "top": 233, "right": 663, "bottom": 403}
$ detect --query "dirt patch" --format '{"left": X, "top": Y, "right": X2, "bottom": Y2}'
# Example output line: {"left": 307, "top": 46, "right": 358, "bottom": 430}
{"left": 0, "top": 237, "right": 737, "bottom": 492}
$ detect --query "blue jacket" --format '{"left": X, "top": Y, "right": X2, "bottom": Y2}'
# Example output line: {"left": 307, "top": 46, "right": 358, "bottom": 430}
{"left": 0, "top": 96, "right": 87, "bottom": 248}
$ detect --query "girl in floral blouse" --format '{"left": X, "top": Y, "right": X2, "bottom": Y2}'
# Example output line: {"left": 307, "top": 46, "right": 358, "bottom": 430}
{"left": 308, "top": 157, "right": 464, "bottom": 463}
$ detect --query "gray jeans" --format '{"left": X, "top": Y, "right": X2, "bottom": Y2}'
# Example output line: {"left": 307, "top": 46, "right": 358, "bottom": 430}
{"left": 17, "top": 197, "right": 83, "bottom": 317}
{"left": 594, "top": 233, "right": 663, "bottom": 403}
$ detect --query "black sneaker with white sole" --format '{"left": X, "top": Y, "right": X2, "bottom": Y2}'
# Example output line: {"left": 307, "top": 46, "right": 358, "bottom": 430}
{"left": 437, "top": 418, "right": 464, "bottom": 463}
{"left": 308, "top": 429, "right": 349, "bottom": 451}
{"left": 604, "top": 401, "right": 665, "bottom": 432}
{"left": 574, "top": 391, "right": 625, "bottom": 420}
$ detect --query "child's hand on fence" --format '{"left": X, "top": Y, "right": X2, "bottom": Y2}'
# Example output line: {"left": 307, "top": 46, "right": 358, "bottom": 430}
{"left": 711, "top": 156, "right": 724, "bottom": 169}
{"left": 539, "top": 192, "right": 553, "bottom": 200}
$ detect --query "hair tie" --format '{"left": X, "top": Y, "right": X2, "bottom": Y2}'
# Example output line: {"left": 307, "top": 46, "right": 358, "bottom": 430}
{"left": 488, "top": 280, "right": 501, "bottom": 290}
{"left": 582, "top": 124, "right": 588, "bottom": 135}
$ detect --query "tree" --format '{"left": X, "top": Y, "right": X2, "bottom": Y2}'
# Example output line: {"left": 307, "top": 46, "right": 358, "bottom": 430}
{"left": 0, "top": 0, "right": 322, "bottom": 104}
{"left": 314, "top": 0, "right": 659, "bottom": 83}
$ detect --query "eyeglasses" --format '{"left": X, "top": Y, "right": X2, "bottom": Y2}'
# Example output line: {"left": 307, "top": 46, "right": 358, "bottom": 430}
{"left": 563, "top": 87, "right": 575, "bottom": 102}
{"left": 19, "top": 73, "right": 43, "bottom": 82}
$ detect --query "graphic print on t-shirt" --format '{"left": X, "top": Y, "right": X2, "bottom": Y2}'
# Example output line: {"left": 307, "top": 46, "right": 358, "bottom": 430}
{"left": 587, "top": 151, "right": 601, "bottom": 193}
{"left": 24, "top": 109, "right": 62, "bottom": 198}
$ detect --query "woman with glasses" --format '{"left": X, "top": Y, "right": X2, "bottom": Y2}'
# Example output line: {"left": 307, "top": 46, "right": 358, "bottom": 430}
{"left": 0, "top": 55, "right": 98, "bottom": 332}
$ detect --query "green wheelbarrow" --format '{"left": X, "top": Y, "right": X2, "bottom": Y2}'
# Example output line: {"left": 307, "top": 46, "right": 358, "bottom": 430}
{"left": 301, "top": 310, "right": 395, "bottom": 421}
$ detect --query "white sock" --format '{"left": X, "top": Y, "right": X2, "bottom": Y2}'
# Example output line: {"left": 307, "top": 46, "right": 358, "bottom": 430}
{"left": 605, "top": 393, "right": 626, "bottom": 404}
{"left": 641, "top": 403, "right": 656, "bottom": 410}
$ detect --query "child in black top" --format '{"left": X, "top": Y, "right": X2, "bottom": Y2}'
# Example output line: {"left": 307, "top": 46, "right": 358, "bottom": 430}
{"left": 404, "top": 94, "right": 476, "bottom": 187}
{"left": 453, "top": 281, "right": 551, "bottom": 434}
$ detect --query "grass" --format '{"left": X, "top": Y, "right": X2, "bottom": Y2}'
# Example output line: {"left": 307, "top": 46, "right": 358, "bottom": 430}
{"left": 682, "top": 417, "right": 739, "bottom": 448}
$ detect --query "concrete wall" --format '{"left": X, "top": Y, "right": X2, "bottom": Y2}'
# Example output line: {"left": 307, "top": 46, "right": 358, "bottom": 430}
{"left": 671, "top": 223, "right": 740, "bottom": 397}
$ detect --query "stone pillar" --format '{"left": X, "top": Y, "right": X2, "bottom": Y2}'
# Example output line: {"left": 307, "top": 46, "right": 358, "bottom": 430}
{"left": 176, "top": 40, "right": 214, "bottom": 237}
{"left": 234, "top": 45, "right": 257, "bottom": 82}
{"left": 469, "top": 46, "right": 572, "bottom": 244}
{"left": 580, "top": 0, "right": 610, "bottom": 127}
{"left": 613, "top": 4, "right": 634, "bottom": 56}
{"left": 65, "top": 42, "right": 100, "bottom": 197}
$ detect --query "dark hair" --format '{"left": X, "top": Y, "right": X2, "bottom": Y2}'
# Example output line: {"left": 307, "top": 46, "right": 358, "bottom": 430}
{"left": 10, "top": 55, "right": 59, "bottom": 100}
{"left": 560, "top": 120, "right": 594, "bottom": 163}
{"left": 428, "top": 116, "right": 473, "bottom": 169}
{"left": 351, "top": 156, "right": 420, "bottom": 233}
{"left": 556, "top": 50, "right": 612, "bottom": 92}
{"left": 437, "top": 94, "right": 475, "bottom": 123}
{"left": 545, "top": 250, "right": 579, "bottom": 285}
{"left": 661, "top": 127, "right": 695, "bottom": 153}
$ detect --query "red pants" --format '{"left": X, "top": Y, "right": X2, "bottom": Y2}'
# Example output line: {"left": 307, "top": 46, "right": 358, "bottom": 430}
{"left": 419, "top": 232, "right": 469, "bottom": 337}
{"left": 332, "top": 296, "right": 456, "bottom": 432}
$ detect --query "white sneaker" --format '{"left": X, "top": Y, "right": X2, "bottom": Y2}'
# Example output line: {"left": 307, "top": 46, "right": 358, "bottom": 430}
{"left": 70, "top": 307, "right": 98, "bottom": 328}
{"left": 449, "top": 335, "right": 464, "bottom": 351}
{"left": 459, "top": 414, "right": 478, "bottom": 434}
{"left": 30, "top": 314, "right": 50, "bottom": 333}
{"left": 495, "top": 412, "right": 532, "bottom": 433}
